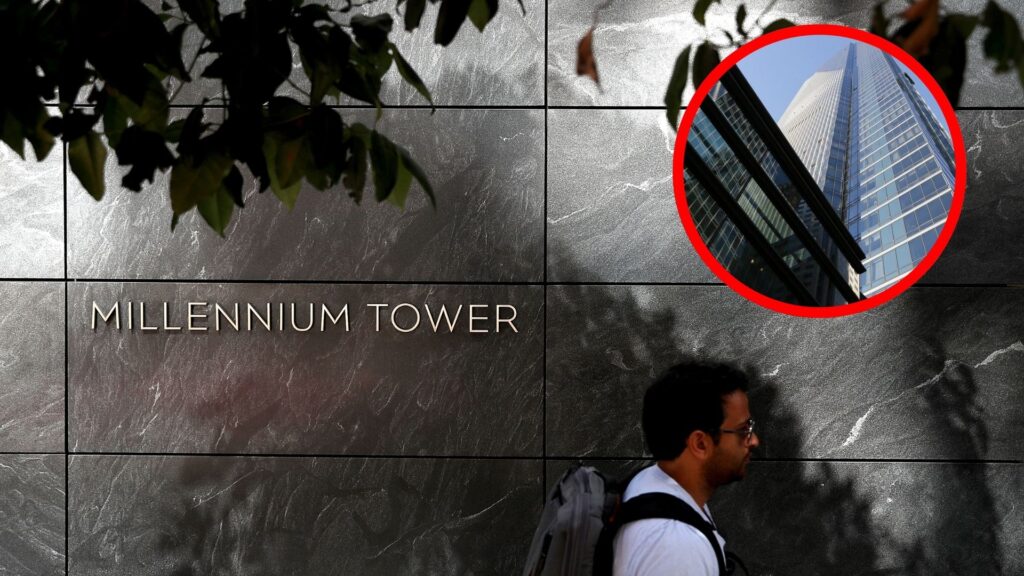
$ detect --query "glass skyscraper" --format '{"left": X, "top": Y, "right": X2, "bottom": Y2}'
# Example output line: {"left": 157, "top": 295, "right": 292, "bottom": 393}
{"left": 684, "top": 67, "right": 867, "bottom": 306}
{"left": 778, "top": 42, "right": 955, "bottom": 296}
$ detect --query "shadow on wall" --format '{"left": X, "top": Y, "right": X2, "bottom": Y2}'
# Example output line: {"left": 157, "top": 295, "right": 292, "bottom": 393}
{"left": 156, "top": 455, "right": 533, "bottom": 576}
{"left": 546, "top": 245, "right": 1001, "bottom": 575}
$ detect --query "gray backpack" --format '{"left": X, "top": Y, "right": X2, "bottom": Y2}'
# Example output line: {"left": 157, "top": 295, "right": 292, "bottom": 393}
{"left": 522, "top": 465, "right": 746, "bottom": 576}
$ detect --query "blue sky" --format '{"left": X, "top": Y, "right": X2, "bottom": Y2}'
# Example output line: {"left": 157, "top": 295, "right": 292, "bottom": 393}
{"left": 735, "top": 35, "right": 948, "bottom": 130}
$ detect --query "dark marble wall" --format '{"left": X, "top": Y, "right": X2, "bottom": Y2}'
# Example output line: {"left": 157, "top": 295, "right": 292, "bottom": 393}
{"left": 1, "top": 1, "right": 1022, "bottom": 574}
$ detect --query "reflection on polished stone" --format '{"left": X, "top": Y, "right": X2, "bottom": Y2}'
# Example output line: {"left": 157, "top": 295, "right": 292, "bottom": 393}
{"left": 70, "top": 282, "right": 543, "bottom": 456}
{"left": 68, "top": 109, "right": 543, "bottom": 283}
{"left": 0, "top": 282, "right": 64, "bottom": 452}
{"left": 69, "top": 455, "right": 541, "bottom": 576}
{"left": 547, "top": 284, "right": 1024, "bottom": 461}
{"left": 0, "top": 455, "right": 65, "bottom": 576}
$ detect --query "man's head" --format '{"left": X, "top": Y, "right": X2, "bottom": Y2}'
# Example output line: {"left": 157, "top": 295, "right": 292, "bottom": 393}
{"left": 642, "top": 361, "right": 759, "bottom": 487}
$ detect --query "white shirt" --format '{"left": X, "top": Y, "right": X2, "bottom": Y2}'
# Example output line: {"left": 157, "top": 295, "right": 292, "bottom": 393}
{"left": 612, "top": 465, "right": 726, "bottom": 576}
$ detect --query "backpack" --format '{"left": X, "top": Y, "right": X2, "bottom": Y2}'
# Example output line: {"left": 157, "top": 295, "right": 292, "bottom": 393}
{"left": 522, "top": 464, "right": 748, "bottom": 576}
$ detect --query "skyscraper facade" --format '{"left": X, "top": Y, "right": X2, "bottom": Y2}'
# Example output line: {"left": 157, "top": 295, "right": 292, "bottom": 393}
{"left": 779, "top": 42, "right": 955, "bottom": 296}
{"left": 683, "top": 67, "right": 866, "bottom": 306}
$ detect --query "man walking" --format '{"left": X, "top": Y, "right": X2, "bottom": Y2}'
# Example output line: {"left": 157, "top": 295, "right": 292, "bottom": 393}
{"left": 613, "top": 361, "right": 759, "bottom": 576}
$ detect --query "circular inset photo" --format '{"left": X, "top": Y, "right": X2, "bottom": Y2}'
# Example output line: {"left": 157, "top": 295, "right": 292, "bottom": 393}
{"left": 673, "top": 25, "right": 966, "bottom": 317}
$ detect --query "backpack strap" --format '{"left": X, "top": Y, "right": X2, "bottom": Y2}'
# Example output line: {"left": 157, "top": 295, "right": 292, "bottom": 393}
{"left": 612, "top": 492, "right": 727, "bottom": 576}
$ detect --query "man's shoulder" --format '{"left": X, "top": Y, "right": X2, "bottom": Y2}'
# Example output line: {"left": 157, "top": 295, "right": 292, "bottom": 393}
{"left": 613, "top": 465, "right": 721, "bottom": 576}
{"left": 614, "top": 518, "right": 719, "bottom": 576}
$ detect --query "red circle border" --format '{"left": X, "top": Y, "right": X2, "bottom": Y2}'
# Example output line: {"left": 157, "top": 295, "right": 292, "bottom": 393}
{"left": 672, "top": 24, "right": 968, "bottom": 318}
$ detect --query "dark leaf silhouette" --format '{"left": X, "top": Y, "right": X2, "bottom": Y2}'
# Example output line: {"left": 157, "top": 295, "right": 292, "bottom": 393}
{"left": 0, "top": 0, "right": 514, "bottom": 235}
{"left": 665, "top": 45, "right": 692, "bottom": 130}
{"left": 693, "top": 0, "right": 719, "bottom": 26}
{"left": 762, "top": 17, "right": 796, "bottom": 35}
{"left": 692, "top": 41, "right": 720, "bottom": 93}
{"left": 68, "top": 131, "right": 107, "bottom": 200}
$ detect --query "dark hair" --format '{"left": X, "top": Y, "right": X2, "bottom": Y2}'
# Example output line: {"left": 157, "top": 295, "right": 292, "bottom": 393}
{"left": 642, "top": 361, "right": 749, "bottom": 461}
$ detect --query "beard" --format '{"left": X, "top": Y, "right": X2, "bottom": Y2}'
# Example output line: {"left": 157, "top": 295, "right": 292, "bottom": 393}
{"left": 707, "top": 452, "right": 750, "bottom": 487}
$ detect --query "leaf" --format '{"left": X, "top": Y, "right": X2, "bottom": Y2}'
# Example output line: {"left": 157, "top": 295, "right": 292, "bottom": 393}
{"left": 25, "top": 107, "right": 55, "bottom": 161}
{"left": 169, "top": 153, "right": 233, "bottom": 215}
{"left": 68, "top": 131, "right": 107, "bottom": 201}
{"left": 404, "top": 0, "right": 427, "bottom": 31}
{"left": 388, "top": 153, "right": 414, "bottom": 208}
{"left": 297, "top": 3, "right": 332, "bottom": 23}
{"left": 0, "top": 111, "right": 25, "bottom": 158}
{"left": 351, "top": 14, "right": 394, "bottom": 53}
{"left": 308, "top": 106, "right": 347, "bottom": 188}
{"left": 897, "top": 0, "right": 941, "bottom": 58}
{"left": 396, "top": 144, "right": 435, "bottom": 207}
{"left": 344, "top": 124, "right": 370, "bottom": 202}
{"left": 370, "top": 130, "right": 399, "bottom": 202}
{"left": 693, "top": 0, "right": 718, "bottom": 26}
{"left": 762, "top": 18, "right": 796, "bottom": 35}
{"left": 692, "top": 41, "right": 720, "bottom": 92}
{"left": 99, "top": 94, "right": 129, "bottom": 149}
{"left": 664, "top": 45, "right": 692, "bottom": 130}
{"left": 224, "top": 165, "right": 244, "bottom": 207}
{"left": 263, "top": 97, "right": 309, "bottom": 132}
{"left": 61, "top": 109, "right": 101, "bottom": 141}
{"left": 576, "top": 26, "right": 599, "bottom": 85}
{"left": 201, "top": 13, "right": 292, "bottom": 104}
{"left": 179, "top": 0, "right": 221, "bottom": 38}
{"left": 947, "top": 14, "right": 980, "bottom": 38}
{"left": 106, "top": 75, "right": 171, "bottom": 133}
{"left": 115, "top": 126, "right": 175, "bottom": 191}
{"left": 291, "top": 15, "right": 346, "bottom": 105}
{"left": 467, "top": 0, "right": 498, "bottom": 32}
{"left": 981, "top": 1, "right": 1023, "bottom": 73}
{"left": 165, "top": 119, "right": 186, "bottom": 142}
{"left": 197, "top": 183, "right": 235, "bottom": 237}
{"left": 176, "top": 106, "right": 207, "bottom": 157}
{"left": 916, "top": 17, "right": 968, "bottom": 106}
{"left": 262, "top": 132, "right": 305, "bottom": 209}
{"left": 735, "top": 4, "right": 747, "bottom": 37}
{"left": 869, "top": 2, "right": 889, "bottom": 36}
{"left": 435, "top": 0, "right": 471, "bottom": 46}
{"left": 339, "top": 58, "right": 382, "bottom": 106}
{"left": 390, "top": 43, "right": 434, "bottom": 107}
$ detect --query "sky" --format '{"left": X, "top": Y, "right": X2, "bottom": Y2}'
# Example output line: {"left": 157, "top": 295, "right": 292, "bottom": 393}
{"left": 735, "top": 35, "right": 948, "bottom": 131}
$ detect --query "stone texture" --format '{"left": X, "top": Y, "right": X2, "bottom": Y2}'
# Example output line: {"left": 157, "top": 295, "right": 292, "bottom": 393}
{"left": 926, "top": 110, "right": 1024, "bottom": 284}
{"left": 69, "top": 455, "right": 541, "bottom": 576}
{"left": 714, "top": 460, "right": 1023, "bottom": 576}
{"left": 546, "top": 284, "right": 1024, "bottom": 461}
{"left": 0, "top": 454, "right": 65, "bottom": 576}
{"left": 70, "top": 282, "right": 543, "bottom": 456}
{"left": 547, "top": 0, "right": 1024, "bottom": 108}
{"left": 0, "top": 140, "right": 63, "bottom": 279}
{"left": 68, "top": 108, "right": 544, "bottom": 282}
{"left": 547, "top": 108, "right": 713, "bottom": 283}
{"left": 0, "top": 282, "right": 64, "bottom": 452}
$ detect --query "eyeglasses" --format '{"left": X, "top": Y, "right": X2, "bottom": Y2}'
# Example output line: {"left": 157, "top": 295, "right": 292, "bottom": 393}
{"left": 719, "top": 419, "right": 756, "bottom": 444}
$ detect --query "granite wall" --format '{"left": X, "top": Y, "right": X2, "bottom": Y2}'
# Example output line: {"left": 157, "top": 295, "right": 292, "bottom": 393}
{"left": 0, "top": 0, "right": 1021, "bottom": 574}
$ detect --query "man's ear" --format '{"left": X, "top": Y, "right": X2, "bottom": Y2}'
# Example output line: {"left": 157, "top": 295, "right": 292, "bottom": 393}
{"left": 686, "top": 429, "right": 714, "bottom": 460}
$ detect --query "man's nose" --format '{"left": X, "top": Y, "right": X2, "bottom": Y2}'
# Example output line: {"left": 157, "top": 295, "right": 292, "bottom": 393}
{"left": 748, "top": 431, "right": 760, "bottom": 448}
